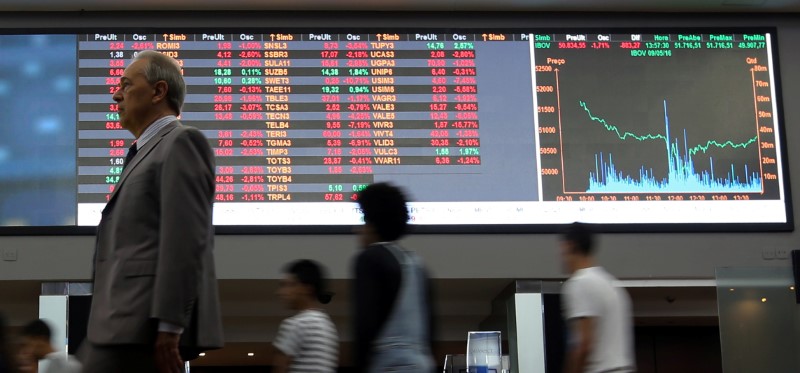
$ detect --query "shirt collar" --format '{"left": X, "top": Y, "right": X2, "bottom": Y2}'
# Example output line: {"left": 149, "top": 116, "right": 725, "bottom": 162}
{"left": 136, "top": 115, "right": 177, "bottom": 150}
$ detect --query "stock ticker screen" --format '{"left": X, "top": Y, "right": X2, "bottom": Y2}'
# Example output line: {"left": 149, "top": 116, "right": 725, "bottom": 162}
{"left": 2, "top": 29, "right": 792, "bottom": 229}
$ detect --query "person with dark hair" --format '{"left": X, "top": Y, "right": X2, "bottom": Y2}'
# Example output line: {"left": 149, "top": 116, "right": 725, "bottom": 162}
{"left": 352, "top": 182, "right": 435, "bottom": 373}
{"left": 560, "top": 222, "right": 635, "bottom": 373}
{"left": 0, "top": 314, "right": 18, "bottom": 373}
{"left": 272, "top": 259, "right": 339, "bottom": 373}
{"left": 81, "top": 50, "right": 223, "bottom": 373}
{"left": 18, "top": 319, "right": 81, "bottom": 373}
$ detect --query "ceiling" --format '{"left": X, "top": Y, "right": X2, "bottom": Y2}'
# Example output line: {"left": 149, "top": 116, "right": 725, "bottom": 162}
{"left": 0, "top": 0, "right": 799, "bottom": 12}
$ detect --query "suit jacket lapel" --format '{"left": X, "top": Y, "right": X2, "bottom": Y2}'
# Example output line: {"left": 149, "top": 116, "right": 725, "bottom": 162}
{"left": 104, "top": 122, "right": 179, "bottom": 212}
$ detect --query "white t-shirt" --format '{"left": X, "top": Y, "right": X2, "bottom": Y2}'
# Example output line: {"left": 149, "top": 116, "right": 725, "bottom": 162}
{"left": 562, "top": 267, "right": 635, "bottom": 373}
{"left": 40, "top": 352, "right": 82, "bottom": 373}
{"left": 273, "top": 309, "right": 339, "bottom": 373}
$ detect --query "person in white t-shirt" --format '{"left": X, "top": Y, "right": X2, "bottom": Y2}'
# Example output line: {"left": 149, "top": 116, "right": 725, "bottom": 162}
{"left": 18, "top": 319, "right": 81, "bottom": 373}
{"left": 560, "top": 223, "right": 635, "bottom": 373}
{"left": 272, "top": 259, "right": 339, "bottom": 373}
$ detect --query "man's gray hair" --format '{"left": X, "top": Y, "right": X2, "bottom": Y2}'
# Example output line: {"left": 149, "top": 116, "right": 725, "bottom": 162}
{"left": 133, "top": 50, "right": 186, "bottom": 114}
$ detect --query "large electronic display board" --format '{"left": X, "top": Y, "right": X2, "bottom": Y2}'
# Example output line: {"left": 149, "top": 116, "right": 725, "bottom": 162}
{"left": 0, "top": 29, "right": 790, "bottom": 232}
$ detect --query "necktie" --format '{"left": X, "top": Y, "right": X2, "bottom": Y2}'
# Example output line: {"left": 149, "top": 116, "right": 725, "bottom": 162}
{"left": 123, "top": 142, "right": 138, "bottom": 171}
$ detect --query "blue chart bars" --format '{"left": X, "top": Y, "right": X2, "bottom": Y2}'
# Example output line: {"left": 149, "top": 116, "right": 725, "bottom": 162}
{"left": 534, "top": 31, "right": 782, "bottom": 206}
{"left": 585, "top": 100, "right": 762, "bottom": 193}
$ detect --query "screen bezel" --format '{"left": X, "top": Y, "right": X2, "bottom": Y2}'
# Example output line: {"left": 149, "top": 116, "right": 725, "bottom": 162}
{"left": 0, "top": 26, "right": 791, "bottom": 235}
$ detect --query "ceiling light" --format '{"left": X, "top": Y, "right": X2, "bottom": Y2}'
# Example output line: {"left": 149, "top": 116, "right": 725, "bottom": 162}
{"left": 199, "top": 353, "right": 206, "bottom": 357}
{"left": 791, "top": 286, "right": 795, "bottom": 291}
{"left": 761, "top": 297, "right": 767, "bottom": 303}
{"left": 247, "top": 353, "right": 255, "bottom": 357}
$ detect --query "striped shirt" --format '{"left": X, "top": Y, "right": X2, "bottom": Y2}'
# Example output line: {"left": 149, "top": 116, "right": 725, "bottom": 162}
{"left": 136, "top": 115, "right": 177, "bottom": 150}
{"left": 273, "top": 309, "right": 339, "bottom": 373}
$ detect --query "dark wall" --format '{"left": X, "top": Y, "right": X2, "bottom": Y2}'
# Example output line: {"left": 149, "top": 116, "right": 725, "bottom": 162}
{"left": 635, "top": 326, "right": 722, "bottom": 373}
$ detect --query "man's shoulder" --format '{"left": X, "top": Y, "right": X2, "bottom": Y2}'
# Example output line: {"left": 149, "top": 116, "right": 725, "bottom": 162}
{"left": 575, "top": 266, "right": 614, "bottom": 279}
{"left": 565, "top": 267, "right": 606, "bottom": 289}
{"left": 167, "top": 121, "right": 204, "bottom": 138}
{"left": 162, "top": 122, "right": 211, "bottom": 153}
{"left": 568, "top": 268, "right": 621, "bottom": 299}
{"left": 356, "top": 244, "right": 394, "bottom": 264}
{"left": 354, "top": 244, "right": 401, "bottom": 281}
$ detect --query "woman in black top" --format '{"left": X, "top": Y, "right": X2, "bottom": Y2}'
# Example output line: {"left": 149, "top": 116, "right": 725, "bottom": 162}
{"left": 351, "top": 183, "right": 436, "bottom": 372}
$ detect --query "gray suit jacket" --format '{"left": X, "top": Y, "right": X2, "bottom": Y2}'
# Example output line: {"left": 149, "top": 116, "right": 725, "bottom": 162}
{"left": 87, "top": 121, "right": 223, "bottom": 355}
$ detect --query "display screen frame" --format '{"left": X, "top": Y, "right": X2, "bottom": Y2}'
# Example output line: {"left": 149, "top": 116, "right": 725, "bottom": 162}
{"left": 0, "top": 26, "right": 791, "bottom": 235}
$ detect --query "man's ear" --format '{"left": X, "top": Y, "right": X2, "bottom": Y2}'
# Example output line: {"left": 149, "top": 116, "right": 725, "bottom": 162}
{"left": 152, "top": 80, "right": 169, "bottom": 104}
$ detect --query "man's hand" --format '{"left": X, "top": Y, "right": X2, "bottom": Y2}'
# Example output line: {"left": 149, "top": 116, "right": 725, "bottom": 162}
{"left": 155, "top": 332, "right": 183, "bottom": 373}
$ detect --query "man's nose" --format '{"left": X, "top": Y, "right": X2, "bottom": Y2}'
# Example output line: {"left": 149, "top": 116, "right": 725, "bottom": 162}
{"left": 112, "top": 89, "right": 123, "bottom": 102}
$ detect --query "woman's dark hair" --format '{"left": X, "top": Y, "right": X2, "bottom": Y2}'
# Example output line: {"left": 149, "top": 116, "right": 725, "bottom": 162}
{"left": 20, "top": 319, "right": 50, "bottom": 339}
{"left": 357, "top": 182, "right": 410, "bottom": 241}
{"left": 285, "top": 259, "right": 333, "bottom": 304}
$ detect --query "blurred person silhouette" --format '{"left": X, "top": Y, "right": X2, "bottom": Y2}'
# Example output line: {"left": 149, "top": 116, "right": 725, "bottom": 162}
{"left": 352, "top": 182, "right": 435, "bottom": 373}
{"left": 272, "top": 259, "right": 339, "bottom": 373}
{"left": 80, "top": 50, "right": 223, "bottom": 373}
{"left": 560, "top": 222, "right": 635, "bottom": 373}
{"left": 18, "top": 319, "right": 81, "bottom": 373}
{"left": 0, "top": 313, "right": 19, "bottom": 373}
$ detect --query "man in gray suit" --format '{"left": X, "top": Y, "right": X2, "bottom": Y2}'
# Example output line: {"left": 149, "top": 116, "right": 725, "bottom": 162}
{"left": 80, "top": 50, "right": 223, "bottom": 373}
